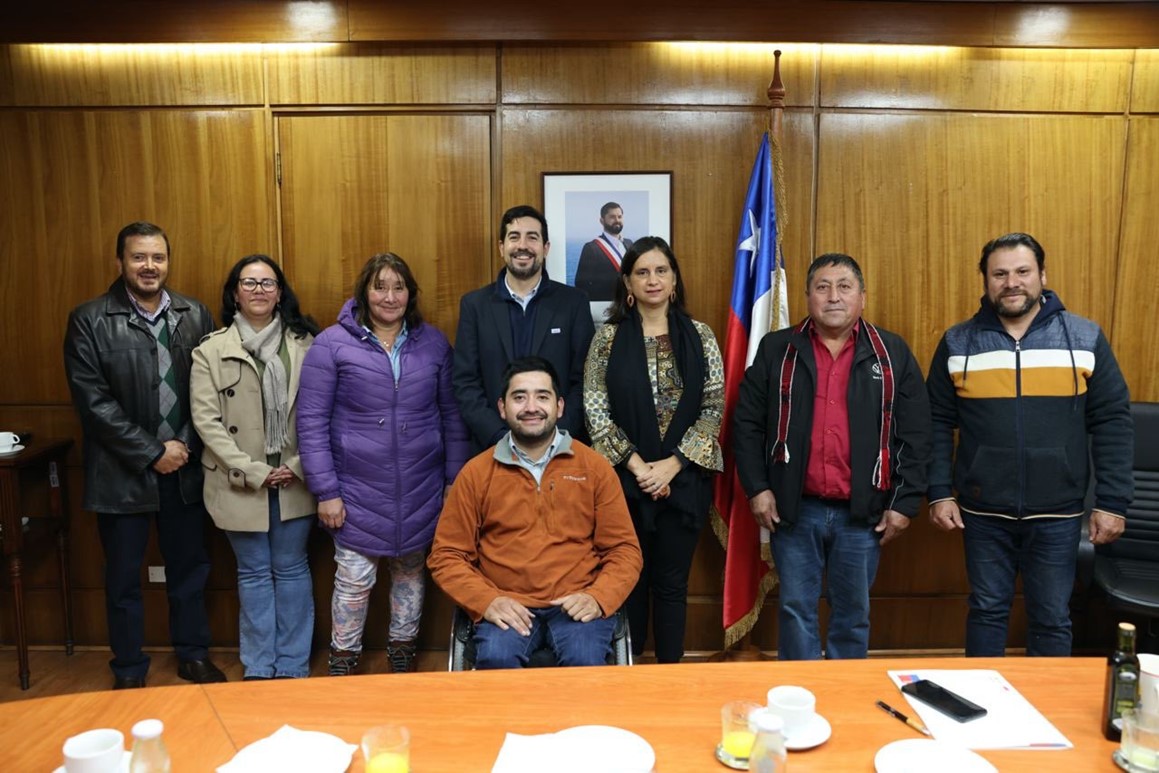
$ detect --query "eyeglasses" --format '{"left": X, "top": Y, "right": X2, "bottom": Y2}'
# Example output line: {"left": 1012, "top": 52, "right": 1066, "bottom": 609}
{"left": 238, "top": 278, "right": 279, "bottom": 292}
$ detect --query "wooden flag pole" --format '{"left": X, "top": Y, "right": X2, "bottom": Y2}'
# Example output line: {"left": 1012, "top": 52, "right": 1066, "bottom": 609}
{"left": 710, "top": 51, "right": 786, "bottom": 663}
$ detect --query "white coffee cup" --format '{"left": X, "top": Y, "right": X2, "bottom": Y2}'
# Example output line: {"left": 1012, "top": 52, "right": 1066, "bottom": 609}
{"left": 0, "top": 431, "right": 19, "bottom": 451}
{"left": 1139, "top": 653, "right": 1159, "bottom": 715}
{"left": 62, "top": 728, "right": 124, "bottom": 773}
{"left": 767, "top": 684, "right": 817, "bottom": 738}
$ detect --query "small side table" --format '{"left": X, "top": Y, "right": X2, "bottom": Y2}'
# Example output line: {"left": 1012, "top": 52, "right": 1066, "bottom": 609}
{"left": 0, "top": 438, "right": 75, "bottom": 689}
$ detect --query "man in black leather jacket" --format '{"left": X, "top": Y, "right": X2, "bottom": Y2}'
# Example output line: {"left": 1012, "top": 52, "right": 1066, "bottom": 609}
{"left": 63, "top": 221, "right": 225, "bottom": 689}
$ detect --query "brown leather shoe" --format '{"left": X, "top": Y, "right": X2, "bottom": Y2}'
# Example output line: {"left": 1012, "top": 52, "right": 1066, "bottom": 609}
{"left": 177, "top": 658, "right": 227, "bottom": 684}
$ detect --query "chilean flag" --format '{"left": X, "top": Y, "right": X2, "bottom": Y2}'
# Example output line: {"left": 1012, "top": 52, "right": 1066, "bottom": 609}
{"left": 714, "top": 132, "right": 789, "bottom": 647}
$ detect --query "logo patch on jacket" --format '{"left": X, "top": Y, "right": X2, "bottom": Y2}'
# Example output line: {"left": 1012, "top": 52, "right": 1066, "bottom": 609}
{"left": 562, "top": 474, "right": 587, "bottom": 482}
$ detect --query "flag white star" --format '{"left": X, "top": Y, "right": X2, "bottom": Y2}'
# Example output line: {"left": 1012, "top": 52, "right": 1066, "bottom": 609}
{"left": 737, "top": 209, "right": 761, "bottom": 273}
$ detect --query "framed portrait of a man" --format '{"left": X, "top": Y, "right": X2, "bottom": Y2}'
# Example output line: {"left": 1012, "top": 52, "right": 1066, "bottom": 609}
{"left": 542, "top": 171, "right": 672, "bottom": 322}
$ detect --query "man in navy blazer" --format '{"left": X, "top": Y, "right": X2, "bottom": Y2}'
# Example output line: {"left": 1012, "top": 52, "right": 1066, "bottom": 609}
{"left": 454, "top": 205, "right": 596, "bottom": 452}
{"left": 575, "top": 201, "right": 632, "bottom": 302}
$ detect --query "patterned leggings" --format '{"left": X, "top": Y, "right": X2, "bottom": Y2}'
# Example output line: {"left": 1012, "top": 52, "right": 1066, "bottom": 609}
{"left": 330, "top": 543, "right": 427, "bottom": 651}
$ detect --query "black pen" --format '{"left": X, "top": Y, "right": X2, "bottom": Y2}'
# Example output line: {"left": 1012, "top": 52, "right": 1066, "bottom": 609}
{"left": 876, "top": 699, "right": 932, "bottom": 737}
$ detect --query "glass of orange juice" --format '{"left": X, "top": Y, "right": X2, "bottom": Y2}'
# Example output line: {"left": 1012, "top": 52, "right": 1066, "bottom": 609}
{"left": 361, "top": 724, "right": 410, "bottom": 773}
{"left": 717, "top": 700, "right": 762, "bottom": 769}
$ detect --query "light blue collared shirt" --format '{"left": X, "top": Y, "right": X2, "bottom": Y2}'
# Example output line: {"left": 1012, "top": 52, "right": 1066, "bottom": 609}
{"left": 504, "top": 273, "right": 542, "bottom": 312}
{"left": 363, "top": 322, "right": 409, "bottom": 386}
{"left": 507, "top": 428, "right": 562, "bottom": 486}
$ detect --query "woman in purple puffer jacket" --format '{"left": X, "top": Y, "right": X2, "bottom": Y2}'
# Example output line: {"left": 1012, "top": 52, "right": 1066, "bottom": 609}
{"left": 297, "top": 253, "right": 468, "bottom": 676}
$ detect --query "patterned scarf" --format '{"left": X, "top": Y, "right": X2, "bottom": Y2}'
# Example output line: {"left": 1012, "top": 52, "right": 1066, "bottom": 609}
{"left": 771, "top": 318, "right": 896, "bottom": 491}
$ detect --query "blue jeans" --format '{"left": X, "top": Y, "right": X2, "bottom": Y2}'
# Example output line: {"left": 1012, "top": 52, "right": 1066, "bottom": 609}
{"left": 473, "top": 606, "right": 616, "bottom": 669}
{"left": 962, "top": 513, "right": 1081, "bottom": 657}
{"left": 770, "top": 497, "right": 881, "bottom": 660}
{"left": 224, "top": 491, "right": 315, "bottom": 678}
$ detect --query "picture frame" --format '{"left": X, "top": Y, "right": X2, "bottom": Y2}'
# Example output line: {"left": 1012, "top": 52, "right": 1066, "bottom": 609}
{"left": 542, "top": 171, "right": 673, "bottom": 321}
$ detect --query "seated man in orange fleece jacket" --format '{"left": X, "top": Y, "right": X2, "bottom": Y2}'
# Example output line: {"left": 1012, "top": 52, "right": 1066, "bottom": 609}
{"left": 429, "top": 356, "right": 642, "bottom": 668}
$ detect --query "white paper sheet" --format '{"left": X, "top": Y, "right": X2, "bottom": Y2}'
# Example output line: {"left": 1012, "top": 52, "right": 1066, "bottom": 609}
{"left": 887, "top": 669, "right": 1072, "bottom": 750}
{"left": 492, "top": 726, "right": 655, "bottom": 773}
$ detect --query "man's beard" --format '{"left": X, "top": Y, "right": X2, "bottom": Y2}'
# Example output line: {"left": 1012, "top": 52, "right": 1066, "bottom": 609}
{"left": 510, "top": 413, "right": 554, "bottom": 445}
{"left": 507, "top": 252, "right": 541, "bottom": 281}
{"left": 992, "top": 291, "right": 1040, "bottom": 318}
{"left": 605, "top": 222, "right": 623, "bottom": 235}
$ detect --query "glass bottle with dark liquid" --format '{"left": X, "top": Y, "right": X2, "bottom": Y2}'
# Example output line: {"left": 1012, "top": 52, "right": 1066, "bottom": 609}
{"left": 1103, "top": 621, "right": 1140, "bottom": 741}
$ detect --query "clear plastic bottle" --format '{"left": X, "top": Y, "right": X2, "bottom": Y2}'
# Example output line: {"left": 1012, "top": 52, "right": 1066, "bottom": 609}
{"left": 748, "top": 710, "right": 788, "bottom": 773}
{"left": 129, "top": 718, "right": 171, "bottom": 773}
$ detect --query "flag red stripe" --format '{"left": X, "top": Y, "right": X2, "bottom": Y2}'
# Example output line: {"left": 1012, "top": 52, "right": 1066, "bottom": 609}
{"left": 715, "top": 310, "right": 768, "bottom": 632}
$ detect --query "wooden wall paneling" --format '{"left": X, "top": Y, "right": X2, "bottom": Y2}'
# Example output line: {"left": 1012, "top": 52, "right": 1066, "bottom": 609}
{"left": 819, "top": 45, "right": 1132, "bottom": 114}
{"left": 687, "top": 528, "right": 726, "bottom": 598}
{"left": 382, "top": 115, "right": 494, "bottom": 335}
{"left": 1111, "top": 117, "right": 1159, "bottom": 403}
{"left": 815, "top": 112, "right": 1126, "bottom": 373}
{"left": 0, "top": 407, "right": 84, "bottom": 466}
{"left": 0, "top": 109, "right": 272, "bottom": 406}
{"left": 679, "top": 596, "right": 1029, "bottom": 652}
{"left": 866, "top": 598, "right": 1027, "bottom": 651}
{"left": 501, "top": 42, "right": 817, "bottom": 108}
{"left": 1, "top": 110, "right": 105, "bottom": 407}
{"left": 0, "top": 2, "right": 348, "bottom": 44}
{"left": 277, "top": 113, "right": 493, "bottom": 332}
{"left": 498, "top": 108, "right": 815, "bottom": 341}
{"left": 1132, "top": 49, "right": 1159, "bottom": 114}
{"left": 267, "top": 43, "right": 497, "bottom": 106}
{"left": 0, "top": 44, "right": 264, "bottom": 107}
{"left": 277, "top": 114, "right": 390, "bottom": 324}
{"left": 873, "top": 511, "right": 971, "bottom": 596}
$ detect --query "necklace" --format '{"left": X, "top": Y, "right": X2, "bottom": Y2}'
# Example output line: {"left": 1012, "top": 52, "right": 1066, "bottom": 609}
{"left": 374, "top": 326, "right": 401, "bottom": 352}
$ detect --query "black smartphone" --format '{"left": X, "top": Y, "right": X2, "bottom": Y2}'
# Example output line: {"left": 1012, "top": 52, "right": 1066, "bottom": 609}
{"left": 901, "top": 679, "right": 988, "bottom": 722}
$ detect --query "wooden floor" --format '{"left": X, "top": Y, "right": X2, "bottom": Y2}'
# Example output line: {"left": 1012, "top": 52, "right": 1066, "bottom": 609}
{"left": 0, "top": 646, "right": 457, "bottom": 703}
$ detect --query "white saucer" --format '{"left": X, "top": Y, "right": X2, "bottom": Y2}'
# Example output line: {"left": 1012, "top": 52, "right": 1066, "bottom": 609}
{"left": 785, "top": 713, "right": 832, "bottom": 751}
{"left": 0, "top": 444, "right": 24, "bottom": 457}
{"left": 53, "top": 750, "right": 131, "bottom": 773}
{"left": 875, "top": 739, "right": 997, "bottom": 773}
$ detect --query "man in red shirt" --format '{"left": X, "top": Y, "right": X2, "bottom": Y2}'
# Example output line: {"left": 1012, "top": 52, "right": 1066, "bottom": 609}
{"left": 733, "top": 253, "right": 930, "bottom": 659}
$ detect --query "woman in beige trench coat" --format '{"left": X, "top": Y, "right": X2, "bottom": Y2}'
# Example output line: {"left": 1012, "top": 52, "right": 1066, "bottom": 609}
{"left": 191, "top": 254, "right": 320, "bottom": 680}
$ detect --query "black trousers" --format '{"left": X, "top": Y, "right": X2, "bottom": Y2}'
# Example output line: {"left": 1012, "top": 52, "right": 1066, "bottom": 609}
{"left": 97, "top": 473, "right": 212, "bottom": 679}
{"left": 625, "top": 502, "right": 703, "bottom": 664}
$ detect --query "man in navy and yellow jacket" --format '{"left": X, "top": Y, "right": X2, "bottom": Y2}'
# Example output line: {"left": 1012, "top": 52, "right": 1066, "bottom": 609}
{"left": 927, "top": 232, "right": 1133, "bottom": 657}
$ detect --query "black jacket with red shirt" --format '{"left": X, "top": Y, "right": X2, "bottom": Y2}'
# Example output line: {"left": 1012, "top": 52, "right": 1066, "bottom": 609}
{"left": 733, "top": 319, "right": 931, "bottom": 527}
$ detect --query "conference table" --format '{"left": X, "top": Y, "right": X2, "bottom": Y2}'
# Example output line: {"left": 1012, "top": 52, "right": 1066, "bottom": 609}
{"left": 0, "top": 657, "right": 1121, "bottom": 771}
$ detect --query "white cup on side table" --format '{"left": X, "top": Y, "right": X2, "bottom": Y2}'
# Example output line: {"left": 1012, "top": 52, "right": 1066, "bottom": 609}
{"left": 0, "top": 431, "right": 20, "bottom": 452}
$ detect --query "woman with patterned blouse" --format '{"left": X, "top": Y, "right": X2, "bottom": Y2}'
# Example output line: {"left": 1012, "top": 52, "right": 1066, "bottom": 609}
{"left": 583, "top": 236, "right": 724, "bottom": 663}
